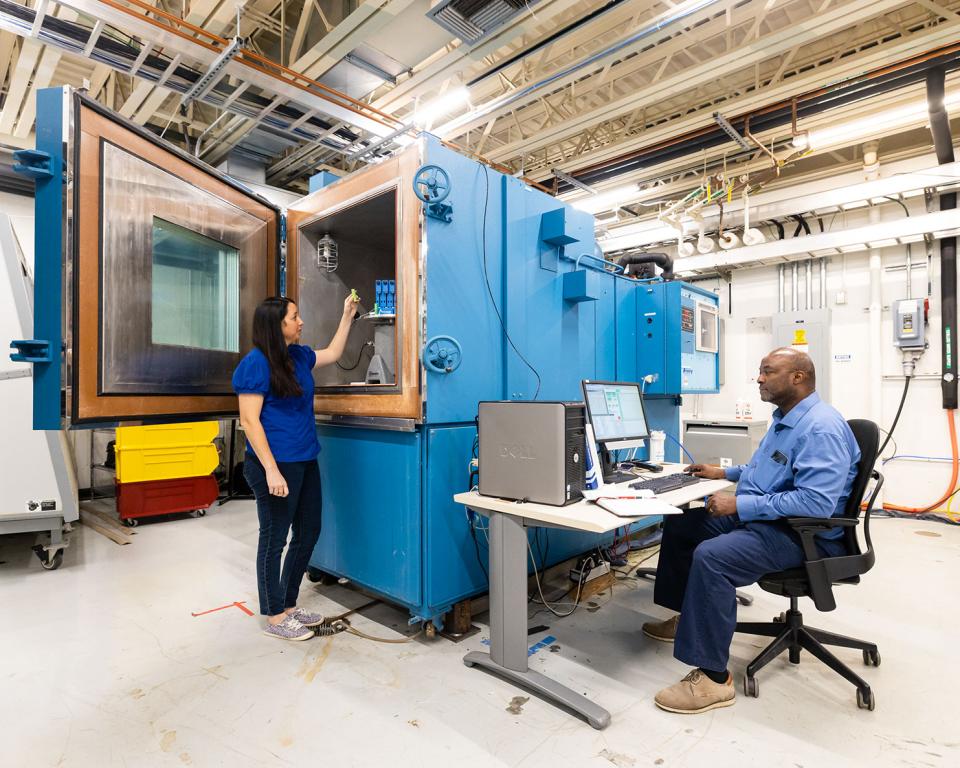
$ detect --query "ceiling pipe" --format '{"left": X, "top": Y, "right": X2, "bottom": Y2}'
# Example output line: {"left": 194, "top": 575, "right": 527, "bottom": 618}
{"left": 928, "top": 66, "right": 958, "bottom": 409}
{"left": 554, "top": 43, "right": 960, "bottom": 193}
{"left": 820, "top": 258, "right": 827, "bottom": 309}
{"left": 864, "top": 141, "right": 884, "bottom": 444}
{"left": 778, "top": 264, "right": 785, "bottom": 313}
{"left": 792, "top": 261, "right": 799, "bottom": 312}
{"left": 440, "top": 0, "right": 724, "bottom": 136}
{"left": 467, "top": 0, "right": 632, "bottom": 88}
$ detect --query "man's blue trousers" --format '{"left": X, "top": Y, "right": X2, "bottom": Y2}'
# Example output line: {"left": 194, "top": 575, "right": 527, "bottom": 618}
{"left": 653, "top": 508, "right": 846, "bottom": 672}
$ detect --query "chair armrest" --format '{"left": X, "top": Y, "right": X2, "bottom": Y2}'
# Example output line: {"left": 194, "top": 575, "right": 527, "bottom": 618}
{"left": 786, "top": 516, "right": 859, "bottom": 531}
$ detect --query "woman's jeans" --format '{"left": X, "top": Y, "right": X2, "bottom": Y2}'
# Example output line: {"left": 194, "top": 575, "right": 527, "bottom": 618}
{"left": 244, "top": 454, "right": 322, "bottom": 616}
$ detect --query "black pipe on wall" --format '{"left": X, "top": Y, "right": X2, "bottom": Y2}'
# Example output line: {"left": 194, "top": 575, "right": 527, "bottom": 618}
{"left": 927, "top": 67, "right": 957, "bottom": 410}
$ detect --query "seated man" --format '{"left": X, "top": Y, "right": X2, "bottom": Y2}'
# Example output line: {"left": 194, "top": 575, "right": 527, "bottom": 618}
{"left": 644, "top": 347, "right": 860, "bottom": 714}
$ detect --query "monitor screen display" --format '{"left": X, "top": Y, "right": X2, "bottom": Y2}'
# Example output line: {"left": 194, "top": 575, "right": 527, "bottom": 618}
{"left": 582, "top": 381, "right": 650, "bottom": 445}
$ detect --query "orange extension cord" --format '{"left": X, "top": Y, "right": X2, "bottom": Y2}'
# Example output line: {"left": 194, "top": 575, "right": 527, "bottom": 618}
{"left": 879, "top": 409, "right": 959, "bottom": 517}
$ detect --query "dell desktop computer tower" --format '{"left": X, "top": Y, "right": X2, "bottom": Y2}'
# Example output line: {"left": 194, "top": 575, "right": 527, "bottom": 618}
{"left": 477, "top": 401, "right": 586, "bottom": 506}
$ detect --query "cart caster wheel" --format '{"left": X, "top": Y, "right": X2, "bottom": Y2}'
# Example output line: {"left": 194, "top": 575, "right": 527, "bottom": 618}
{"left": 863, "top": 649, "right": 881, "bottom": 667}
{"left": 424, "top": 621, "right": 437, "bottom": 640}
{"left": 195, "top": 509, "right": 206, "bottom": 517}
{"left": 122, "top": 518, "right": 138, "bottom": 527}
{"left": 743, "top": 676, "right": 759, "bottom": 697}
{"left": 773, "top": 612, "right": 786, "bottom": 623}
{"left": 857, "top": 687, "right": 875, "bottom": 711}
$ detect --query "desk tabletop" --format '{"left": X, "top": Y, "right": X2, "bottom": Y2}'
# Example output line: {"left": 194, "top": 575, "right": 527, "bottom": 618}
{"left": 453, "top": 464, "right": 732, "bottom": 534}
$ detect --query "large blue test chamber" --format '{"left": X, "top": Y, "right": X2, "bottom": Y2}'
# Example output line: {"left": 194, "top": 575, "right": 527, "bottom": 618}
{"left": 17, "top": 87, "right": 719, "bottom": 633}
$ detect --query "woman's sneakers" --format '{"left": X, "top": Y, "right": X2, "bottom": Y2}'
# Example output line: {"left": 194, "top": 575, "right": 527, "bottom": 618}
{"left": 288, "top": 607, "right": 326, "bottom": 628}
{"left": 263, "top": 615, "right": 313, "bottom": 641}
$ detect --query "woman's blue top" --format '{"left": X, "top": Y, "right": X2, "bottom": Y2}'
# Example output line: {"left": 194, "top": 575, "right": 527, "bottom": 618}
{"left": 232, "top": 344, "right": 320, "bottom": 462}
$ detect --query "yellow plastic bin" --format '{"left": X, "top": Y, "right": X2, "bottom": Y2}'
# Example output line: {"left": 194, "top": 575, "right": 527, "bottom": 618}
{"left": 115, "top": 422, "right": 220, "bottom": 484}
{"left": 114, "top": 422, "right": 219, "bottom": 450}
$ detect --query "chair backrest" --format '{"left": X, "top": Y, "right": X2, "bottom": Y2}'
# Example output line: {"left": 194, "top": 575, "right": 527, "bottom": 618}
{"left": 840, "top": 418, "right": 880, "bottom": 558}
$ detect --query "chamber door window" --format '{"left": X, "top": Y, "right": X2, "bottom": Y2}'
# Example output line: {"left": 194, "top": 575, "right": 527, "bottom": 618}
{"left": 151, "top": 217, "right": 240, "bottom": 353}
{"left": 695, "top": 302, "right": 719, "bottom": 353}
{"left": 99, "top": 140, "right": 270, "bottom": 396}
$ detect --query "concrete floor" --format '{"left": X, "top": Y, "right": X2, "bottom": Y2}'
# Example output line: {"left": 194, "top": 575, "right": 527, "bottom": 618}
{"left": 1, "top": 503, "right": 957, "bottom": 768}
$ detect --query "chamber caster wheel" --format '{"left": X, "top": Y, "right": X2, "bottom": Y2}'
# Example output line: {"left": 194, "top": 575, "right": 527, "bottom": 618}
{"left": 194, "top": 509, "right": 206, "bottom": 518}
{"left": 123, "top": 518, "right": 138, "bottom": 527}
{"left": 34, "top": 546, "right": 63, "bottom": 570}
{"left": 863, "top": 649, "right": 881, "bottom": 667}
{"left": 743, "top": 676, "right": 759, "bottom": 698}
{"left": 424, "top": 621, "right": 437, "bottom": 640}
{"left": 306, "top": 568, "right": 335, "bottom": 584}
{"left": 857, "top": 687, "right": 875, "bottom": 711}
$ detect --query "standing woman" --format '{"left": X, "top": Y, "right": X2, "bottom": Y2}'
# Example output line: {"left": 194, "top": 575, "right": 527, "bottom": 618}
{"left": 233, "top": 294, "right": 358, "bottom": 640}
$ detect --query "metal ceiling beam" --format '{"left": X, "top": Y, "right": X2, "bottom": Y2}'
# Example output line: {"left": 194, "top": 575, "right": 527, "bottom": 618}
{"left": 0, "top": 38, "right": 41, "bottom": 134}
{"left": 289, "top": 0, "right": 412, "bottom": 80}
{"left": 371, "top": 0, "right": 585, "bottom": 114}
{"left": 537, "top": 21, "right": 960, "bottom": 182}
{"left": 467, "top": 0, "right": 908, "bottom": 159}
{"left": 0, "top": 31, "right": 16, "bottom": 94}
{"left": 54, "top": 0, "right": 397, "bottom": 137}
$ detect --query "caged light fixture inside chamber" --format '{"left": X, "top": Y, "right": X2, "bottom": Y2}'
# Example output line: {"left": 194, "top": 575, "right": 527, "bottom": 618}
{"left": 317, "top": 234, "right": 339, "bottom": 272}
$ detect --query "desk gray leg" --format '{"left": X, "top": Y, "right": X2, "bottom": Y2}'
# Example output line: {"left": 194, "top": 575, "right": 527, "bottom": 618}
{"left": 463, "top": 509, "right": 611, "bottom": 730}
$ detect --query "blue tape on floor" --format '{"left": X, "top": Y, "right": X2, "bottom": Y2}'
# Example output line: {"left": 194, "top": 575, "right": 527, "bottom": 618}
{"left": 479, "top": 634, "right": 557, "bottom": 657}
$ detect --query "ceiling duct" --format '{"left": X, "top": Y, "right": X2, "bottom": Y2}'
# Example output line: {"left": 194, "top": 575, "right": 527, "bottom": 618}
{"left": 427, "top": 0, "right": 542, "bottom": 45}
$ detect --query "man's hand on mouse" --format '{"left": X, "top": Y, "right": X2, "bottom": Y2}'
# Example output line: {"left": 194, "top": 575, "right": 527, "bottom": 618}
{"left": 683, "top": 463, "right": 726, "bottom": 480}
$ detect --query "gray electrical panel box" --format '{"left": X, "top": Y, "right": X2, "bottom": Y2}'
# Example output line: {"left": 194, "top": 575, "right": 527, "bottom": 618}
{"left": 893, "top": 298, "right": 926, "bottom": 349}
{"left": 683, "top": 419, "right": 767, "bottom": 469}
{"left": 772, "top": 308, "right": 831, "bottom": 403}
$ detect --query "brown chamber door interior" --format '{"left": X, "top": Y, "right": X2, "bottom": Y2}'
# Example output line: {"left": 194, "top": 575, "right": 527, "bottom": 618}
{"left": 71, "top": 99, "right": 279, "bottom": 425}
{"left": 286, "top": 147, "right": 422, "bottom": 421}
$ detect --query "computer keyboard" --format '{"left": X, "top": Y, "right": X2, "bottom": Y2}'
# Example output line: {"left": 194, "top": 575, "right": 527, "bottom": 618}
{"left": 629, "top": 473, "right": 704, "bottom": 494}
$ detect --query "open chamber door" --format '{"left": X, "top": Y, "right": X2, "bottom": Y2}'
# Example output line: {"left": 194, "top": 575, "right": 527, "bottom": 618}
{"left": 286, "top": 146, "right": 423, "bottom": 422}
{"left": 24, "top": 89, "right": 280, "bottom": 428}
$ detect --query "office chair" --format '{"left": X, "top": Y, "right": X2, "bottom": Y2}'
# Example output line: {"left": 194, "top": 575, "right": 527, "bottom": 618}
{"left": 734, "top": 419, "right": 883, "bottom": 710}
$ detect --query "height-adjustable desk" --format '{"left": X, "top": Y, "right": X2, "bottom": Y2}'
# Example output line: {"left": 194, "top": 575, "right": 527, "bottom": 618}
{"left": 453, "top": 464, "right": 732, "bottom": 729}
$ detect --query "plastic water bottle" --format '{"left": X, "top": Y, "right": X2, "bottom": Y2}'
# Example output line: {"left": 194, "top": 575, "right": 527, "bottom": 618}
{"left": 649, "top": 430, "right": 666, "bottom": 464}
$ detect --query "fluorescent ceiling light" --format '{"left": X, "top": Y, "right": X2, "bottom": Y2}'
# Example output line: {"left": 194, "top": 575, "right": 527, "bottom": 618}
{"left": 807, "top": 90, "right": 960, "bottom": 149}
{"left": 839, "top": 244, "right": 864, "bottom": 253}
{"left": 571, "top": 183, "right": 641, "bottom": 214}
{"left": 867, "top": 239, "right": 899, "bottom": 248}
{"left": 840, "top": 199, "right": 869, "bottom": 210}
{"left": 898, "top": 233, "right": 926, "bottom": 244}
{"left": 413, "top": 87, "right": 470, "bottom": 127}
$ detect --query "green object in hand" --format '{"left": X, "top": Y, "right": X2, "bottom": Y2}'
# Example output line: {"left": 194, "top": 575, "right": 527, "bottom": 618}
{"left": 350, "top": 288, "right": 359, "bottom": 302}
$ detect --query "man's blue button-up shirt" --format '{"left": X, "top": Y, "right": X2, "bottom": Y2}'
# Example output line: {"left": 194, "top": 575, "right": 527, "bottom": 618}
{"left": 724, "top": 392, "right": 861, "bottom": 540}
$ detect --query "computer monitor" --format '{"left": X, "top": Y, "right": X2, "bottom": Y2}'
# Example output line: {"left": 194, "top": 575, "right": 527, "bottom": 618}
{"left": 582, "top": 380, "right": 650, "bottom": 482}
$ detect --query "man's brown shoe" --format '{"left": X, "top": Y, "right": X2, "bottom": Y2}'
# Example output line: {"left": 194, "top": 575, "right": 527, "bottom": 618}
{"left": 642, "top": 614, "right": 680, "bottom": 642}
{"left": 654, "top": 669, "right": 735, "bottom": 714}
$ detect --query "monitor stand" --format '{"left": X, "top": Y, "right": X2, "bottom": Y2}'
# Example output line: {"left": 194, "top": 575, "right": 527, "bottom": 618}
{"left": 600, "top": 446, "right": 636, "bottom": 485}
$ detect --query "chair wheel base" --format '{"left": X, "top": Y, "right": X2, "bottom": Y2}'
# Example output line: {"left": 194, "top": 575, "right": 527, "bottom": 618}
{"left": 863, "top": 649, "right": 881, "bottom": 667}
{"left": 857, "top": 687, "right": 875, "bottom": 711}
{"left": 743, "top": 676, "right": 759, "bottom": 698}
